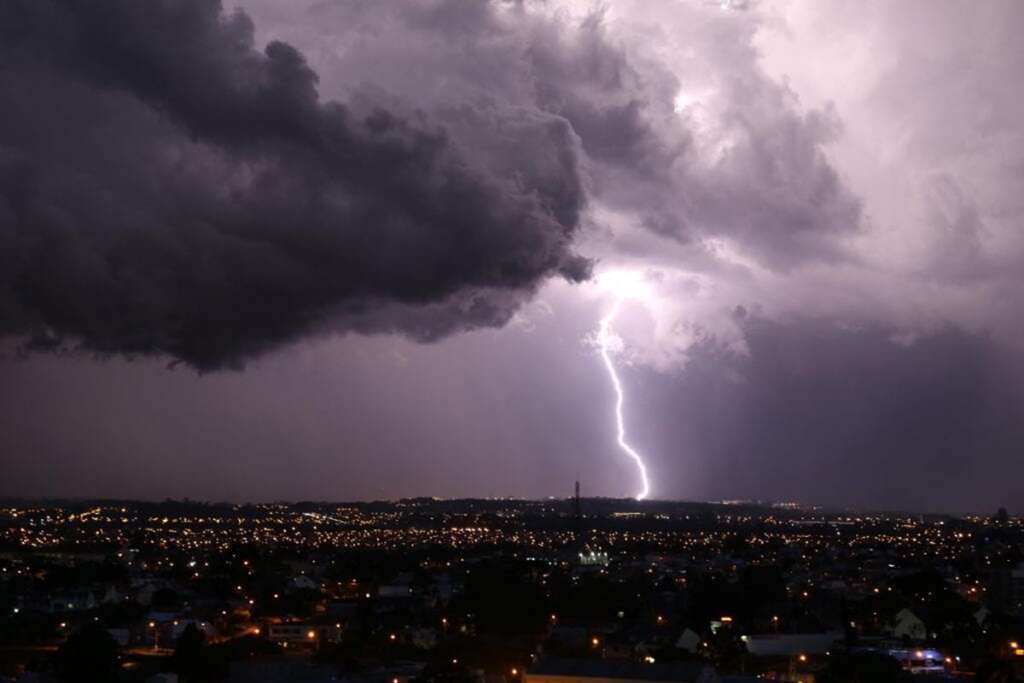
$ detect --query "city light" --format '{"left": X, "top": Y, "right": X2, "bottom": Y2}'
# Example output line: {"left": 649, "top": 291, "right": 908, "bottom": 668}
{"left": 0, "top": 499, "right": 1019, "bottom": 681}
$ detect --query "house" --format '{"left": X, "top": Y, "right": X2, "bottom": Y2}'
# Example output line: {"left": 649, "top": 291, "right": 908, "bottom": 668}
{"left": 266, "top": 622, "right": 319, "bottom": 647}
{"left": 100, "top": 585, "right": 124, "bottom": 604}
{"left": 379, "top": 573, "right": 415, "bottom": 598}
{"left": 107, "top": 628, "right": 131, "bottom": 646}
{"left": 49, "top": 590, "right": 97, "bottom": 613}
{"left": 889, "top": 609, "right": 927, "bottom": 641}
{"left": 410, "top": 627, "right": 439, "bottom": 650}
{"left": 675, "top": 629, "right": 701, "bottom": 653}
{"left": 741, "top": 632, "right": 841, "bottom": 656}
{"left": 146, "top": 674, "right": 178, "bottom": 683}
{"left": 289, "top": 575, "right": 319, "bottom": 592}
{"left": 226, "top": 659, "right": 341, "bottom": 682}
{"left": 265, "top": 622, "right": 342, "bottom": 646}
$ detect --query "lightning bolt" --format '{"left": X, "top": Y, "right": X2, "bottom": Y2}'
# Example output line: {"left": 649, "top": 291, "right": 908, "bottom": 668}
{"left": 598, "top": 296, "right": 651, "bottom": 501}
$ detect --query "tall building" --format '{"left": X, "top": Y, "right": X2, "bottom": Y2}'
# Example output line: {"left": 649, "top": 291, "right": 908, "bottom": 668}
{"left": 988, "top": 562, "right": 1024, "bottom": 615}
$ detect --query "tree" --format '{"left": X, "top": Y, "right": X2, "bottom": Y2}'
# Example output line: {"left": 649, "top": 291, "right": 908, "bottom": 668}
{"left": 994, "top": 508, "right": 1010, "bottom": 525}
{"left": 975, "top": 658, "right": 1018, "bottom": 683}
{"left": 54, "top": 623, "right": 119, "bottom": 682}
{"left": 173, "top": 623, "right": 216, "bottom": 682}
{"left": 455, "top": 562, "right": 547, "bottom": 635}
{"left": 151, "top": 588, "right": 182, "bottom": 612}
{"left": 818, "top": 653, "right": 912, "bottom": 683}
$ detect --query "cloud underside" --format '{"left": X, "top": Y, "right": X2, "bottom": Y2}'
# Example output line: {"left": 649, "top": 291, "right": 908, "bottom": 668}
{"left": 0, "top": 0, "right": 869, "bottom": 369}
{"left": 0, "top": 0, "right": 592, "bottom": 369}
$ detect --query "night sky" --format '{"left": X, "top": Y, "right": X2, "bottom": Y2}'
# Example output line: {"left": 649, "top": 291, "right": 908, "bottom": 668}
{"left": 2, "top": 0, "right": 1023, "bottom": 513}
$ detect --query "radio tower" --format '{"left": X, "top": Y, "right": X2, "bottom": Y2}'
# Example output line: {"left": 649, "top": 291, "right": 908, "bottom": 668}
{"left": 574, "top": 480, "right": 582, "bottom": 547}
{"left": 573, "top": 479, "right": 589, "bottom": 560}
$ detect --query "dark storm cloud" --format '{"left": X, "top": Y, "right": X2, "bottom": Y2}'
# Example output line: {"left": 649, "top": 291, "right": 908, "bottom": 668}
{"left": 635, "top": 316, "right": 1024, "bottom": 512}
{"left": 248, "top": 0, "right": 862, "bottom": 269}
{"left": 4, "top": 0, "right": 1023, "bottom": 511}
{"left": 0, "top": 0, "right": 589, "bottom": 369}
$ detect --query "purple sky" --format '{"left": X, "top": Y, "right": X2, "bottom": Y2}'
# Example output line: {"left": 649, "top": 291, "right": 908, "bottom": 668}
{"left": 2, "top": 0, "right": 1023, "bottom": 512}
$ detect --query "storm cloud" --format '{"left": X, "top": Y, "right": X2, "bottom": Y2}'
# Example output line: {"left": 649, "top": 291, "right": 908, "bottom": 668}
{"left": 3, "top": 0, "right": 1024, "bottom": 510}
{"left": 629, "top": 316, "right": 1024, "bottom": 512}
{"left": 0, "top": 0, "right": 589, "bottom": 369}
{"left": 0, "top": 0, "right": 873, "bottom": 370}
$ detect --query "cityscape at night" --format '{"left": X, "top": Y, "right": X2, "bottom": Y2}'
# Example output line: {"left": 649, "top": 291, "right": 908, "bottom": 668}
{"left": 4, "top": 0, "right": 1024, "bottom": 680}
{"left": 1, "top": 496, "right": 1024, "bottom": 681}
